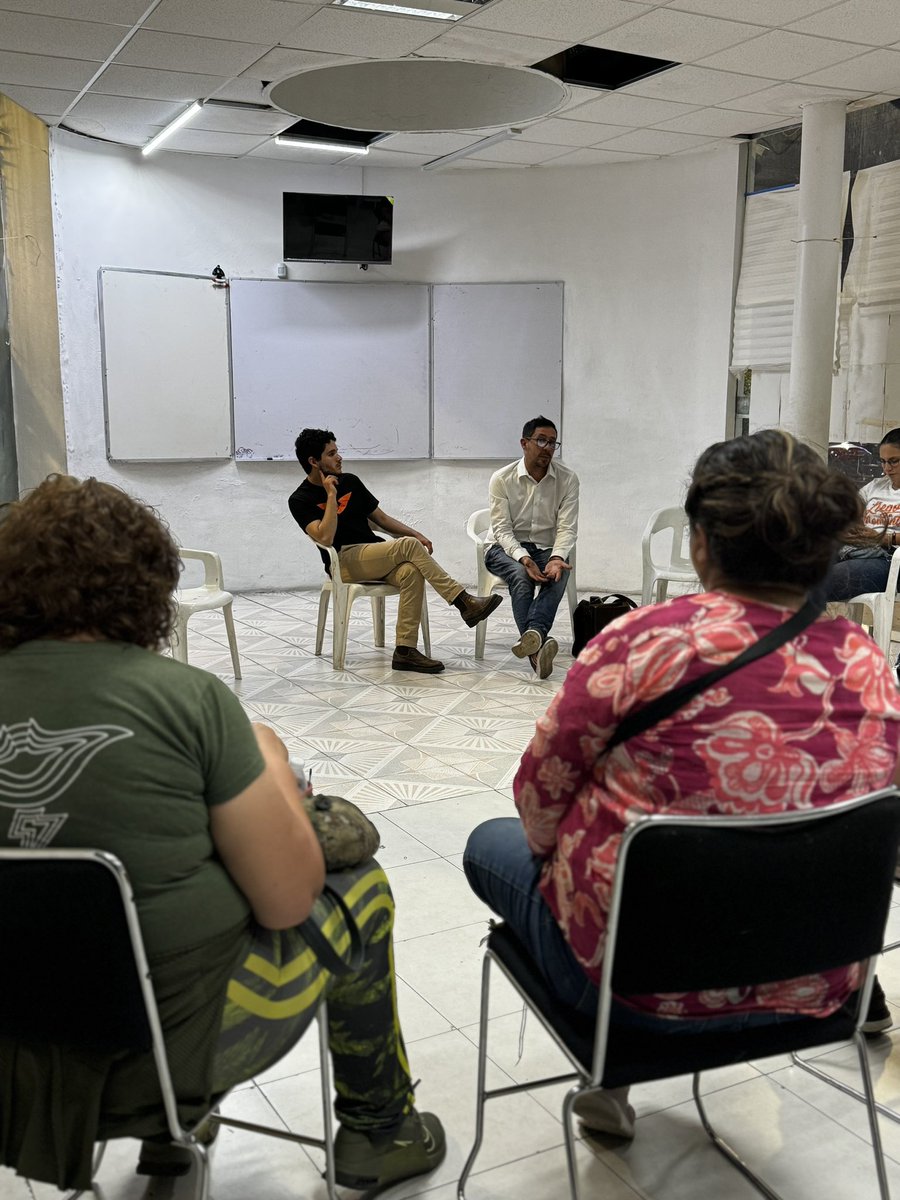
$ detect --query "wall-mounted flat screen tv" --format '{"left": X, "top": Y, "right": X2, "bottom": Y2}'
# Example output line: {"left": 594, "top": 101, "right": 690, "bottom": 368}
{"left": 283, "top": 193, "right": 393, "bottom": 264}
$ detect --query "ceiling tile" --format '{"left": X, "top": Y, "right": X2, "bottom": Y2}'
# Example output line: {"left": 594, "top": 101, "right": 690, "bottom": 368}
{"left": 554, "top": 84, "right": 612, "bottom": 113}
{"left": 545, "top": 145, "right": 657, "bottom": 166}
{"left": 380, "top": 130, "right": 486, "bottom": 153}
{"left": 63, "top": 113, "right": 149, "bottom": 144}
{"left": 0, "top": 0, "right": 146, "bottom": 20}
{"left": 115, "top": 30, "right": 270, "bottom": 76}
{"left": 190, "top": 105, "right": 293, "bottom": 135}
{"left": 357, "top": 145, "right": 430, "bottom": 166}
{"left": 788, "top": 0, "right": 900, "bottom": 45}
{"left": 595, "top": 127, "right": 719, "bottom": 154}
{"left": 154, "top": 127, "right": 271, "bottom": 155}
{"left": 89, "top": 63, "right": 227, "bottom": 102}
{"left": 797, "top": 48, "right": 900, "bottom": 93}
{"left": 0, "top": 10, "right": 125, "bottom": 60}
{"left": 724, "top": 79, "right": 870, "bottom": 115}
{"left": 586, "top": 10, "right": 763, "bottom": 64}
{"left": 696, "top": 31, "right": 869, "bottom": 80}
{"left": 564, "top": 91, "right": 701, "bottom": 125}
{"left": 652, "top": 105, "right": 780, "bottom": 136}
{"left": 216, "top": 48, "right": 354, "bottom": 105}
{"left": 517, "top": 116, "right": 629, "bottom": 146}
{"left": 665, "top": 0, "right": 841, "bottom": 22}
{"left": 623, "top": 65, "right": 781, "bottom": 105}
{"left": 277, "top": 8, "right": 449, "bottom": 57}
{"left": 0, "top": 82, "right": 77, "bottom": 115}
{"left": 461, "top": 0, "right": 652, "bottom": 43}
{"left": 413, "top": 26, "right": 569, "bottom": 66}
{"left": 0, "top": 48, "right": 98, "bottom": 89}
{"left": 145, "top": 0, "right": 317, "bottom": 45}
{"left": 467, "top": 137, "right": 571, "bottom": 164}
{"left": 68, "top": 92, "right": 186, "bottom": 130}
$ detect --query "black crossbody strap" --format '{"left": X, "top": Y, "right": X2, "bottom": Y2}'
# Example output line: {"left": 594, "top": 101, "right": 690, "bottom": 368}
{"left": 605, "top": 596, "right": 823, "bottom": 753}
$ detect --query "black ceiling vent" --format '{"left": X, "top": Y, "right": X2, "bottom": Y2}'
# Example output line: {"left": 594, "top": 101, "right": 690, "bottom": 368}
{"left": 277, "top": 119, "right": 386, "bottom": 147}
{"left": 532, "top": 44, "right": 680, "bottom": 92}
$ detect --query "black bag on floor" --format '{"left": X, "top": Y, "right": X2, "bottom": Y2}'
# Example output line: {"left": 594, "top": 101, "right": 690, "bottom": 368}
{"left": 572, "top": 594, "right": 638, "bottom": 657}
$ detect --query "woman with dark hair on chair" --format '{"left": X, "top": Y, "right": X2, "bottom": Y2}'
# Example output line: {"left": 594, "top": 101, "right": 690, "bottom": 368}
{"left": 826, "top": 426, "right": 900, "bottom": 602}
{"left": 0, "top": 475, "right": 444, "bottom": 1192}
{"left": 465, "top": 429, "right": 900, "bottom": 1140}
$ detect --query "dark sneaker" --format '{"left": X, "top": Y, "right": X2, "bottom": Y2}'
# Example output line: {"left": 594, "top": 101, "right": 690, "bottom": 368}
{"left": 334, "top": 1110, "right": 446, "bottom": 1191}
{"left": 392, "top": 646, "right": 445, "bottom": 673}
{"left": 862, "top": 977, "right": 893, "bottom": 1036}
{"left": 512, "top": 628, "right": 542, "bottom": 658}
{"left": 535, "top": 636, "right": 558, "bottom": 680}
{"left": 454, "top": 591, "right": 503, "bottom": 628}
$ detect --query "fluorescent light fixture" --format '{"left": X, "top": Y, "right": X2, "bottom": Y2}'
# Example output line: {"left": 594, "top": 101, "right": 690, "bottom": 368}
{"left": 334, "top": 0, "right": 463, "bottom": 17}
{"left": 142, "top": 101, "right": 202, "bottom": 156}
{"left": 422, "top": 127, "right": 523, "bottom": 171}
{"left": 274, "top": 137, "right": 370, "bottom": 155}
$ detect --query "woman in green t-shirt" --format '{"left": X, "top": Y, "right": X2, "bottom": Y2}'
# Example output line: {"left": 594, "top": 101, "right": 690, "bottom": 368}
{"left": 0, "top": 474, "right": 445, "bottom": 1193}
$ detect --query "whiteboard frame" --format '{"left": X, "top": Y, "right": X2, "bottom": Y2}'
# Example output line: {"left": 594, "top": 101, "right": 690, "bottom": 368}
{"left": 99, "top": 267, "right": 234, "bottom": 463}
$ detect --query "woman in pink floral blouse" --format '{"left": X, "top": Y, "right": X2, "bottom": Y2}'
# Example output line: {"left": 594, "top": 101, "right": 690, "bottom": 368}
{"left": 464, "top": 429, "right": 900, "bottom": 1138}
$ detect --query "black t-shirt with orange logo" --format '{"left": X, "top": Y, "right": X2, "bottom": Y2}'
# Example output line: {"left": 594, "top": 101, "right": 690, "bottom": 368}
{"left": 289, "top": 473, "right": 382, "bottom": 571}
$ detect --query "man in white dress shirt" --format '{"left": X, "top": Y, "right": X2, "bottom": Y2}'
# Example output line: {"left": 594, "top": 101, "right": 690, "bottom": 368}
{"left": 484, "top": 416, "right": 579, "bottom": 679}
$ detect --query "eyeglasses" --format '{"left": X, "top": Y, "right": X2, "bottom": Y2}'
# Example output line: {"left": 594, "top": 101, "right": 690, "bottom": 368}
{"left": 526, "top": 436, "right": 560, "bottom": 451}
{"left": 881, "top": 457, "right": 900, "bottom": 468}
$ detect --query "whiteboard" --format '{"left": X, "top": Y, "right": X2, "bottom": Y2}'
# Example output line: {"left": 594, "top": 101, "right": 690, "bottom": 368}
{"left": 230, "top": 280, "right": 430, "bottom": 461}
{"left": 100, "top": 269, "right": 232, "bottom": 461}
{"left": 432, "top": 282, "right": 563, "bottom": 459}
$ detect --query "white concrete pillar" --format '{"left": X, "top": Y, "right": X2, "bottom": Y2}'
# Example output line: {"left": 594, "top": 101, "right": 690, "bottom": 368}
{"left": 783, "top": 99, "right": 847, "bottom": 458}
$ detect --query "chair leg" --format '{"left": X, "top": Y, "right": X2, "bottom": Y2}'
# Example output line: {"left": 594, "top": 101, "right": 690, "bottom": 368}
{"left": 475, "top": 617, "right": 487, "bottom": 660}
{"left": 187, "top": 1139, "right": 213, "bottom": 1200}
{"left": 222, "top": 602, "right": 242, "bottom": 679}
{"left": 332, "top": 592, "right": 350, "bottom": 672}
{"left": 692, "top": 1074, "right": 784, "bottom": 1200}
{"left": 420, "top": 597, "right": 432, "bottom": 658}
{"left": 171, "top": 616, "right": 189, "bottom": 663}
{"left": 317, "top": 1003, "right": 339, "bottom": 1200}
{"left": 371, "top": 596, "right": 386, "bottom": 648}
{"left": 316, "top": 589, "right": 330, "bottom": 656}
{"left": 457, "top": 952, "right": 494, "bottom": 1198}
{"left": 854, "top": 1029, "right": 893, "bottom": 1200}
{"left": 789, "top": 1049, "right": 900, "bottom": 1126}
{"left": 561, "top": 1085, "right": 583, "bottom": 1200}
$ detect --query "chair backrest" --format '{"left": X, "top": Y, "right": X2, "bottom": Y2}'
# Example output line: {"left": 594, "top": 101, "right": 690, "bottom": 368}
{"left": 641, "top": 506, "right": 693, "bottom": 573}
{"left": 0, "top": 849, "right": 155, "bottom": 1054}
{"left": 313, "top": 540, "right": 342, "bottom": 578}
{"left": 179, "top": 548, "right": 225, "bottom": 591}
{"left": 466, "top": 509, "right": 491, "bottom": 544}
{"left": 604, "top": 789, "right": 900, "bottom": 1001}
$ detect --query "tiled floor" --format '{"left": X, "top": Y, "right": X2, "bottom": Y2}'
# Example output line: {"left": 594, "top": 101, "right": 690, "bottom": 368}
{"left": 6, "top": 589, "right": 900, "bottom": 1200}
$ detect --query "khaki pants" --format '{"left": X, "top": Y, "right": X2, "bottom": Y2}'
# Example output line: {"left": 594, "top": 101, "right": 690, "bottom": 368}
{"left": 339, "top": 537, "right": 463, "bottom": 648}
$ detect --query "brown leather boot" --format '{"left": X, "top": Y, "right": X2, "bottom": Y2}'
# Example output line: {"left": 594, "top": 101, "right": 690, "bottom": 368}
{"left": 392, "top": 646, "right": 445, "bottom": 673}
{"left": 452, "top": 591, "right": 502, "bottom": 628}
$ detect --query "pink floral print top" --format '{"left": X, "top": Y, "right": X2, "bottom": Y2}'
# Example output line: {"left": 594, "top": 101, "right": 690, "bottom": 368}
{"left": 514, "top": 592, "right": 900, "bottom": 1019}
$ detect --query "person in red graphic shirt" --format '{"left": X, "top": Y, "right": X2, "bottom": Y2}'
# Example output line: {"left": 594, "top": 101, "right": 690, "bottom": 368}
{"left": 465, "top": 430, "right": 900, "bottom": 1141}
{"left": 289, "top": 428, "right": 500, "bottom": 674}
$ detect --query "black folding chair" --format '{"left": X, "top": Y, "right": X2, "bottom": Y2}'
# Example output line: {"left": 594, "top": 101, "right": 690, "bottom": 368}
{"left": 0, "top": 848, "right": 337, "bottom": 1199}
{"left": 458, "top": 788, "right": 900, "bottom": 1200}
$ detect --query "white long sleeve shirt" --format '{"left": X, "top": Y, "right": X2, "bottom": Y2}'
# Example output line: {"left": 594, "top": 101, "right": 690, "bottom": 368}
{"left": 485, "top": 457, "right": 579, "bottom": 563}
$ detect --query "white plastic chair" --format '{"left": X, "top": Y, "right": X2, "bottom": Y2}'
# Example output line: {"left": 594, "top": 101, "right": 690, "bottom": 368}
{"left": 314, "top": 542, "right": 431, "bottom": 671}
{"left": 844, "top": 549, "right": 900, "bottom": 660}
{"left": 641, "top": 506, "right": 700, "bottom": 606}
{"left": 171, "top": 548, "right": 241, "bottom": 678}
{"left": 465, "top": 509, "right": 577, "bottom": 661}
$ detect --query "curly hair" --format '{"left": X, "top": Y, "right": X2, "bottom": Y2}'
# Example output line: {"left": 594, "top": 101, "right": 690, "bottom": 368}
{"left": 0, "top": 475, "right": 181, "bottom": 652}
{"left": 294, "top": 428, "right": 336, "bottom": 473}
{"left": 685, "top": 430, "right": 863, "bottom": 589}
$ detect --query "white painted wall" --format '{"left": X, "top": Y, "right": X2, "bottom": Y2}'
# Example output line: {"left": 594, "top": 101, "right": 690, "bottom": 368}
{"left": 50, "top": 130, "right": 742, "bottom": 593}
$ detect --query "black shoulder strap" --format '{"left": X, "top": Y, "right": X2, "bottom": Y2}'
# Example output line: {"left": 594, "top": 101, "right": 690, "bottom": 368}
{"left": 605, "top": 596, "right": 823, "bottom": 753}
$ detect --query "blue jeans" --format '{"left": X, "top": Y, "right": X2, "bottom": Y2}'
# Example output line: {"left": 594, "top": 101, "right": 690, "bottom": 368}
{"left": 483, "top": 543, "right": 569, "bottom": 641}
{"left": 824, "top": 547, "right": 893, "bottom": 602}
{"left": 464, "top": 818, "right": 796, "bottom": 1034}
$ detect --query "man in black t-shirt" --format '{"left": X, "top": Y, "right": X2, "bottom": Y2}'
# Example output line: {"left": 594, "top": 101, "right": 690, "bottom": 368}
{"left": 289, "top": 428, "right": 501, "bottom": 673}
